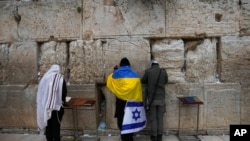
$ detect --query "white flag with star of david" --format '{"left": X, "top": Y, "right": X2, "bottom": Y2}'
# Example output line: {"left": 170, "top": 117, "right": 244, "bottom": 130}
{"left": 121, "top": 101, "right": 146, "bottom": 134}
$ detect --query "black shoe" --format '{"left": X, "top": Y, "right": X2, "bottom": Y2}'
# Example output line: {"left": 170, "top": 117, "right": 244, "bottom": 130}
{"left": 157, "top": 134, "right": 162, "bottom": 141}
{"left": 151, "top": 135, "right": 157, "bottom": 141}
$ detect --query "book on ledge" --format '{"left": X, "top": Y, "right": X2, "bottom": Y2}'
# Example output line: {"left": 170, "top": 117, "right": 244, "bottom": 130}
{"left": 177, "top": 96, "right": 203, "bottom": 104}
{"left": 83, "top": 100, "right": 96, "bottom": 106}
{"left": 185, "top": 96, "right": 196, "bottom": 103}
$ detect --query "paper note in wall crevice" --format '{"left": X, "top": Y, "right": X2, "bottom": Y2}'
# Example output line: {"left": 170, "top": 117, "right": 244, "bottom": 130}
{"left": 66, "top": 96, "right": 71, "bottom": 102}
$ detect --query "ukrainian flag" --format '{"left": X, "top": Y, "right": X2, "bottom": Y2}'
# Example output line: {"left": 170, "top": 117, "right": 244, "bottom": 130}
{"left": 107, "top": 66, "right": 143, "bottom": 101}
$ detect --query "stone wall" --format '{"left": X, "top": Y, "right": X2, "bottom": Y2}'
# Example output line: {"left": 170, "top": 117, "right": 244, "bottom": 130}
{"left": 0, "top": 0, "right": 250, "bottom": 135}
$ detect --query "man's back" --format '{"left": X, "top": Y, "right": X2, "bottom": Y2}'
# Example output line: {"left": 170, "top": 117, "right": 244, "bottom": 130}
{"left": 141, "top": 64, "right": 168, "bottom": 103}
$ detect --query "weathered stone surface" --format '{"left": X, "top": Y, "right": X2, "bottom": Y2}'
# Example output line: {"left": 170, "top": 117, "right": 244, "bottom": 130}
{"left": 103, "top": 37, "right": 150, "bottom": 78}
{"left": 173, "top": 83, "right": 205, "bottom": 130}
{"left": 66, "top": 84, "right": 96, "bottom": 98}
{"left": 240, "top": 0, "right": 250, "bottom": 36}
{"left": 17, "top": 0, "right": 82, "bottom": 40}
{"left": 69, "top": 40, "right": 86, "bottom": 83}
{"left": 240, "top": 82, "right": 250, "bottom": 124}
{"left": 0, "top": 0, "right": 250, "bottom": 134}
{"left": 0, "top": 83, "right": 98, "bottom": 130}
{"left": 205, "top": 83, "right": 241, "bottom": 129}
{"left": 62, "top": 109, "right": 97, "bottom": 130}
{"left": 1, "top": 42, "right": 38, "bottom": 84}
{"left": 0, "top": 44, "right": 9, "bottom": 84}
{"left": 69, "top": 40, "right": 103, "bottom": 84}
{"left": 220, "top": 36, "right": 250, "bottom": 83}
{"left": 151, "top": 39, "right": 185, "bottom": 83}
{"left": 0, "top": 1, "right": 18, "bottom": 42}
{"left": 82, "top": 0, "right": 165, "bottom": 37}
{"left": 0, "top": 0, "right": 245, "bottom": 41}
{"left": 69, "top": 38, "right": 149, "bottom": 84}
{"left": 0, "top": 0, "right": 81, "bottom": 42}
{"left": 0, "top": 85, "right": 37, "bottom": 128}
{"left": 166, "top": 0, "right": 240, "bottom": 37}
{"left": 164, "top": 83, "right": 241, "bottom": 131}
{"left": 39, "top": 41, "right": 68, "bottom": 80}
{"left": 100, "top": 86, "right": 117, "bottom": 129}
{"left": 164, "top": 84, "right": 179, "bottom": 130}
{"left": 185, "top": 38, "right": 217, "bottom": 83}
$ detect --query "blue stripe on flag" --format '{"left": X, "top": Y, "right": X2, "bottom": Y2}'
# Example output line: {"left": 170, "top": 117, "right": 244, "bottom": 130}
{"left": 122, "top": 121, "right": 146, "bottom": 130}
{"left": 126, "top": 101, "right": 144, "bottom": 107}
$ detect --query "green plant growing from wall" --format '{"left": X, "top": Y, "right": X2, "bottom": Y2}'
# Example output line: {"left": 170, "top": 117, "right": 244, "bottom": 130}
{"left": 77, "top": 6, "right": 82, "bottom": 13}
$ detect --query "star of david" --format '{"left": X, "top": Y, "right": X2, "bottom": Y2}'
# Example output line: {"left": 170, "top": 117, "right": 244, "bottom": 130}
{"left": 132, "top": 108, "right": 141, "bottom": 121}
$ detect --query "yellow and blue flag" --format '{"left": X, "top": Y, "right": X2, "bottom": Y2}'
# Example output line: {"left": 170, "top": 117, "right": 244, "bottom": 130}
{"left": 107, "top": 66, "right": 146, "bottom": 133}
{"left": 107, "top": 66, "right": 143, "bottom": 101}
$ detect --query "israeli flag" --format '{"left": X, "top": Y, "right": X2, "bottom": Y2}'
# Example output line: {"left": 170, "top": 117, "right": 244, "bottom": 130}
{"left": 121, "top": 101, "right": 146, "bottom": 134}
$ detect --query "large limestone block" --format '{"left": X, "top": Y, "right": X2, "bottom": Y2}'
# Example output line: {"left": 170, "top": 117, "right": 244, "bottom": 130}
{"left": 166, "top": 0, "right": 240, "bottom": 37}
{"left": 3, "top": 42, "right": 38, "bottom": 84}
{"left": 151, "top": 39, "right": 185, "bottom": 83}
{"left": 205, "top": 83, "right": 241, "bottom": 129}
{"left": 103, "top": 37, "right": 150, "bottom": 79}
{"left": 17, "top": 0, "right": 81, "bottom": 40}
{"left": 69, "top": 40, "right": 88, "bottom": 84}
{"left": 100, "top": 86, "right": 117, "bottom": 129}
{"left": 185, "top": 38, "right": 217, "bottom": 83}
{"left": 0, "top": 1, "right": 18, "bottom": 42}
{"left": 82, "top": 0, "right": 165, "bottom": 38}
{"left": 39, "top": 41, "right": 68, "bottom": 79}
{"left": 69, "top": 40, "right": 104, "bottom": 84}
{"left": 0, "top": 85, "right": 37, "bottom": 128}
{"left": 220, "top": 36, "right": 250, "bottom": 83}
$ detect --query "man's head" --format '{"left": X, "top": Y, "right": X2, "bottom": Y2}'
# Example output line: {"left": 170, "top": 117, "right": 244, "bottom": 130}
{"left": 151, "top": 60, "right": 159, "bottom": 66}
{"left": 120, "top": 57, "right": 130, "bottom": 67}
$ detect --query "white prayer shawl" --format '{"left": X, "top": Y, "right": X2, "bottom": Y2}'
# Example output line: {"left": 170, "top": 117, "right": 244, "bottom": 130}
{"left": 37, "top": 65, "right": 64, "bottom": 134}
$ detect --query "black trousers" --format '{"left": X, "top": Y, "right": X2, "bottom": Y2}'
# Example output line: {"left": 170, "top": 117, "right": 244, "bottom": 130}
{"left": 117, "top": 117, "right": 134, "bottom": 141}
{"left": 115, "top": 98, "right": 134, "bottom": 141}
{"left": 46, "top": 108, "right": 64, "bottom": 141}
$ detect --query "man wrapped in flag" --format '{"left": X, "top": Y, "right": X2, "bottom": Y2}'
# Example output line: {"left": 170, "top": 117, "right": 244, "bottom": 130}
{"left": 107, "top": 57, "right": 146, "bottom": 141}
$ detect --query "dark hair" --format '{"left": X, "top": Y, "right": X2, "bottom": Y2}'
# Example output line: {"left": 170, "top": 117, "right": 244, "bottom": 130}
{"left": 119, "top": 57, "right": 130, "bottom": 67}
{"left": 151, "top": 63, "right": 159, "bottom": 67}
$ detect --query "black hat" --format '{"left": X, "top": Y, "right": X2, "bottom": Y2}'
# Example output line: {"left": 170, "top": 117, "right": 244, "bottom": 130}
{"left": 120, "top": 57, "right": 130, "bottom": 66}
